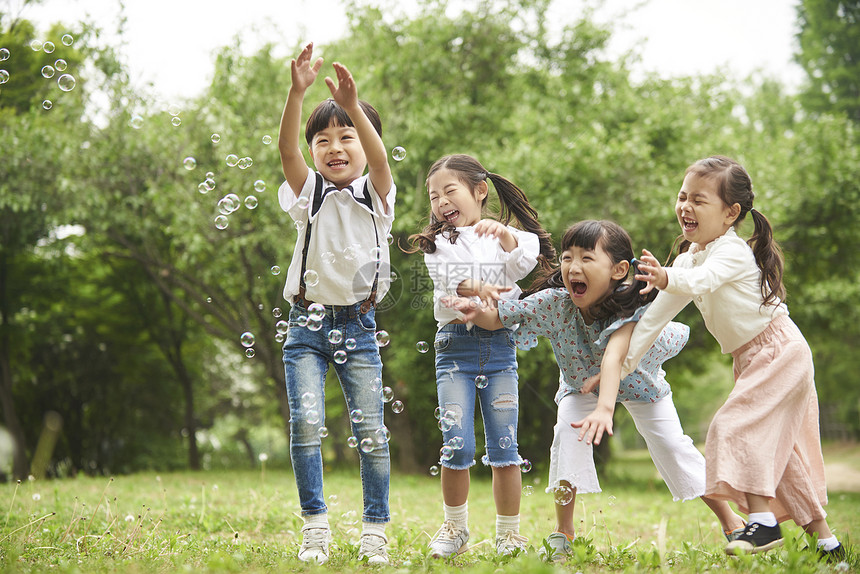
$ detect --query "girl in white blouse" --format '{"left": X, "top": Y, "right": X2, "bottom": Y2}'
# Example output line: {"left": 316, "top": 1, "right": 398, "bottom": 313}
{"left": 626, "top": 156, "right": 842, "bottom": 560}
{"left": 409, "top": 154, "right": 555, "bottom": 557}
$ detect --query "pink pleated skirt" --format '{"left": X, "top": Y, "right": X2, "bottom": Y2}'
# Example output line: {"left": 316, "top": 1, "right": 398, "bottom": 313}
{"left": 705, "top": 315, "right": 828, "bottom": 525}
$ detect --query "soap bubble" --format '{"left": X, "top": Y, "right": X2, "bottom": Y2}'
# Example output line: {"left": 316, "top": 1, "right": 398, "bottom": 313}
{"left": 302, "top": 269, "right": 319, "bottom": 287}
{"left": 334, "top": 350, "right": 347, "bottom": 364}
{"left": 30, "top": 40, "right": 42, "bottom": 51}
{"left": 522, "top": 485, "right": 534, "bottom": 496}
{"left": 350, "top": 409, "right": 364, "bottom": 423}
{"left": 254, "top": 180, "right": 266, "bottom": 192}
{"left": 369, "top": 246, "right": 382, "bottom": 261}
{"left": 129, "top": 115, "right": 143, "bottom": 129}
{"left": 327, "top": 329, "right": 343, "bottom": 344}
{"left": 318, "top": 426, "right": 329, "bottom": 438}
{"left": 391, "top": 400, "right": 404, "bottom": 413}
{"left": 608, "top": 495, "right": 616, "bottom": 506}
{"left": 307, "top": 303, "right": 325, "bottom": 321}
{"left": 434, "top": 406, "right": 443, "bottom": 420}
{"left": 429, "top": 465, "right": 440, "bottom": 476}
{"left": 204, "top": 177, "right": 216, "bottom": 190}
{"left": 214, "top": 215, "right": 228, "bottom": 229}
{"left": 245, "top": 348, "right": 255, "bottom": 358}
{"left": 305, "top": 410, "right": 320, "bottom": 425}
{"left": 520, "top": 459, "right": 532, "bottom": 473}
{"left": 238, "top": 156, "right": 253, "bottom": 169}
{"left": 275, "top": 320, "right": 288, "bottom": 335}
{"left": 359, "top": 438, "right": 374, "bottom": 453}
{"left": 375, "top": 330, "right": 390, "bottom": 347}
{"left": 386, "top": 232, "right": 394, "bottom": 245}
{"left": 296, "top": 196, "right": 310, "bottom": 209}
{"left": 61, "top": 34, "right": 74, "bottom": 46}
{"left": 271, "top": 265, "right": 281, "bottom": 275}
{"left": 275, "top": 333, "right": 284, "bottom": 343}
{"left": 370, "top": 377, "right": 383, "bottom": 393}
{"left": 41, "top": 65, "right": 55, "bottom": 78}
{"left": 42, "top": 41, "right": 55, "bottom": 53}
{"left": 57, "top": 73, "right": 75, "bottom": 91}
{"left": 262, "top": 134, "right": 272, "bottom": 145}
{"left": 391, "top": 146, "right": 407, "bottom": 161}
{"left": 171, "top": 116, "right": 181, "bottom": 127}
{"left": 244, "top": 195, "right": 258, "bottom": 209}
{"left": 297, "top": 315, "right": 309, "bottom": 327}
{"left": 0, "top": 70, "right": 8, "bottom": 84}
{"left": 345, "top": 338, "right": 357, "bottom": 350}
{"left": 272, "top": 307, "right": 282, "bottom": 318}
{"left": 301, "top": 392, "right": 317, "bottom": 409}
{"left": 375, "top": 426, "right": 391, "bottom": 444}
{"left": 321, "top": 251, "right": 336, "bottom": 265}
{"left": 0, "top": 48, "right": 9, "bottom": 61}
{"left": 553, "top": 485, "right": 574, "bottom": 506}
{"left": 41, "top": 99, "right": 52, "bottom": 110}
{"left": 382, "top": 387, "right": 394, "bottom": 403}
{"left": 197, "top": 183, "right": 209, "bottom": 194}
{"left": 448, "top": 436, "right": 464, "bottom": 450}
{"left": 225, "top": 154, "right": 239, "bottom": 167}
{"left": 167, "top": 103, "right": 181, "bottom": 116}
{"left": 415, "top": 341, "right": 429, "bottom": 353}
{"left": 183, "top": 157, "right": 196, "bottom": 170}
{"left": 347, "top": 436, "right": 358, "bottom": 448}
{"left": 211, "top": 133, "right": 221, "bottom": 144}
{"left": 440, "top": 445, "right": 454, "bottom": 461}
{"left": 54, "top": 59, "right": 67, "bottom": 71}
{"left": 438, "top": 418, "right": 452, "bottom": 432}
{"left": 240, "top": 332, "right": 255, "bottom": 347}
{"left": 307, "top": 317, "right": 323, "bottom": 331}
{"left": 342, "top": 245, "right": 357, "bottom": 260}
{"left": 499, "top": 436, "right": 513, "bottom": 449}
{"left": 475, "top": 375, "right": 488, "bottom": 389}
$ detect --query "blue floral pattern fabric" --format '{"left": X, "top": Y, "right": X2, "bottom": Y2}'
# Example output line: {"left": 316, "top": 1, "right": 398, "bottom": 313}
{"left": 497, "top": 288, "right": 688, "bottom": 404}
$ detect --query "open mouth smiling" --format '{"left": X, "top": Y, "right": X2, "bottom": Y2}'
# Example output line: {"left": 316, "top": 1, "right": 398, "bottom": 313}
{"left": 570, "top": 281, "right": 587, "bottom": 296}
{"left": 442, "top": 209, "right": 459, "bottom": 223}
{"left": 682, "top": 217, "right": 698, "bottom": 231}
{"left": 328, "top": 159, "right": 348, "bottom": 168}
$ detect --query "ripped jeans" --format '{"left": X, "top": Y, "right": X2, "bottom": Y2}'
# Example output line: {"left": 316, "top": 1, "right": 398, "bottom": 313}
{"left": 434, "top": 323, "right": 523, "bottom": 469}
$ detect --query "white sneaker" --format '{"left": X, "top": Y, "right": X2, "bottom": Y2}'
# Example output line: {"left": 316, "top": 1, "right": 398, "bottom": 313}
{"left": 298, "top": 525, "right": 330, "bottom": 564}
{"left": 428, "top": 520, "right": 469, "bottom": 558}
{"left": 359, "top": 532, "right": 390, "bottom": 565}
{"left": 496, "top": 530, "right": 529, "bottom": 556}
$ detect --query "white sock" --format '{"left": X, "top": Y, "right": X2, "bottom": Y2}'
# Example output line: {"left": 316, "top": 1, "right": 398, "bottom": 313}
{"left": 817, "top": 535, "right": 840, "bottom": 551}
{"left": 362, "top": 521, "right": 387, "bottom": 539}
{"left": 496, "top": 514, "right": 520, "bottom": 537}
{"left": 303, "top": 513, "right": 329, "bottom": 529}
{"left": 443, "top": 502, "right": 468, "bottom": 529}
{"left": 747, "top": 512, "right": 777, "bottom": 527}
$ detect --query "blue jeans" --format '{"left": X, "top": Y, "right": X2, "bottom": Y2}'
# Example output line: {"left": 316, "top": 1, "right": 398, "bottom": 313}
{"left": 434, "top": 323, "right": 523, "bottom": 469}
{"left": 283, "top": 302, "right": 390, "bottom": 523}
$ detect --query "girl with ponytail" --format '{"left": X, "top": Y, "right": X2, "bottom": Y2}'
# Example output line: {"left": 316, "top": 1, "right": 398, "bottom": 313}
{"left": 452, "top": 219, "right": 745, "bottom": 560}
{"left": 408, "top": 154, "right": 552, "bottom": 558}
{"left": 625, "top": 156, "right": 843, "bottom": 560}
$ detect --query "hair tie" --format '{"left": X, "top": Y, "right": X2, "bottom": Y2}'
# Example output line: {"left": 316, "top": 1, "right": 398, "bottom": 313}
{"left": 630, "top": 257, "right": 639, "bottom": 268}
{"left": 482, "top": 172, "right": 490, "bottom": 180}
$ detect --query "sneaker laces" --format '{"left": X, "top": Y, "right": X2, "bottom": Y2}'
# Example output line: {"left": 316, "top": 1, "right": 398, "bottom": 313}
{"left": 434, "top": 520, "right": 463, "bottom": 541}
{"left": 360, "top": 533, "right": 388, "bottom": 557}
{"left": 301, "top": 526, "right": 329, "bottom": 551}
{"left": 498, "top": 530, "right": 529, "bottom": 549}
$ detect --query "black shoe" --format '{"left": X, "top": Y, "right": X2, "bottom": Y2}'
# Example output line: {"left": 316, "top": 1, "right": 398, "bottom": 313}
{"left": 725, "top": 522, "right": 783, "bottom": 555}
{"left": 809, "top": 542, "right": 847, "bottom": 563}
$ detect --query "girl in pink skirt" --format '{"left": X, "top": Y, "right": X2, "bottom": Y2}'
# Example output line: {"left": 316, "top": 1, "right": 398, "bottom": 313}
{"left": 623, "top": 156, "right": 843, "bottom": 560}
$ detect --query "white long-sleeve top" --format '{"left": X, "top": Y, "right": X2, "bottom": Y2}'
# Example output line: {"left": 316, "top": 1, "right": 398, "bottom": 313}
{"left": 424, "top": 226, "right": 540, "bottom": 328}
{"left": 622, "top": 227, "right": 787, "bottom": 375}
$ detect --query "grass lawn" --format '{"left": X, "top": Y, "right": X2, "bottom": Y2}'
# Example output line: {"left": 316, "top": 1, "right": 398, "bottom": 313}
{"left": 1, "top": 444, "right": 857, "bottom": 572}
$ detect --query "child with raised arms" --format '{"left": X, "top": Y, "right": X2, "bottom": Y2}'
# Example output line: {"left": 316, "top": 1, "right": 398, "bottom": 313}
{"left": 408, "top": 154, "right": 555, "bottom": 557}
{"left": 624, "top": 156, "right": 844, "bottom": 560}
{"left": 277, "top": 42, "right": 395, "bottom": 565}
{"left": 452, "top": 220, "right": 745, "bottom": 561}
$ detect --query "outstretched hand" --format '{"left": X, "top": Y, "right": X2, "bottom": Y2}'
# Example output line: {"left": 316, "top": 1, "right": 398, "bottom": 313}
{"left": 634, "top": 249, "right": 669, "bottom": 294}
{"left": 443, "top": 296, "right": 482, "bottom": 322}
{"left": 291, "top": 42, "right": 323, "bottom": 93}
{"left": 324, "top": 62, "right": 358, "bottom": 110}
{"left": 570, "top": 407, "right": 614, "bottom": 446}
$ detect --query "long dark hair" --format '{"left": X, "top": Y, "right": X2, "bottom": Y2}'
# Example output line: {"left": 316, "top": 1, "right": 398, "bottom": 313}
{"left": 673, "top": 155, "right": 785, "bottom": 306}
{"left": 524, "top": 220, "right": 656, "bottom": 321}
{"left": 407, "top": 154, "right": 555, "bottom": 269}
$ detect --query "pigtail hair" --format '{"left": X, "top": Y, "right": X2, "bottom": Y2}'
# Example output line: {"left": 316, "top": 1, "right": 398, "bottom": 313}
{"left": 748, "top": 208, "right": 785, "bottom": 305}
{"left": 406, "top": 219, "right": 458, "bottom": 254}
{"left": 487, "top": 172, "right": 556, "bottom": 272}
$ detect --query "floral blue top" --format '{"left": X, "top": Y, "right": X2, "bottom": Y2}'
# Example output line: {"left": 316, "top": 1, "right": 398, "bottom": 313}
{"left": 497, "top": 288, "right": 689, "bottom": 404}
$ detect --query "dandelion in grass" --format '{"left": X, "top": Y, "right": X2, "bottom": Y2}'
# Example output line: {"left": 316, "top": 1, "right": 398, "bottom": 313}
{"left": 32, "top": 493, "right": 41, "bottom": 501}
{"left": 258, "top": 453, "right": 268, "bottom": 462}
